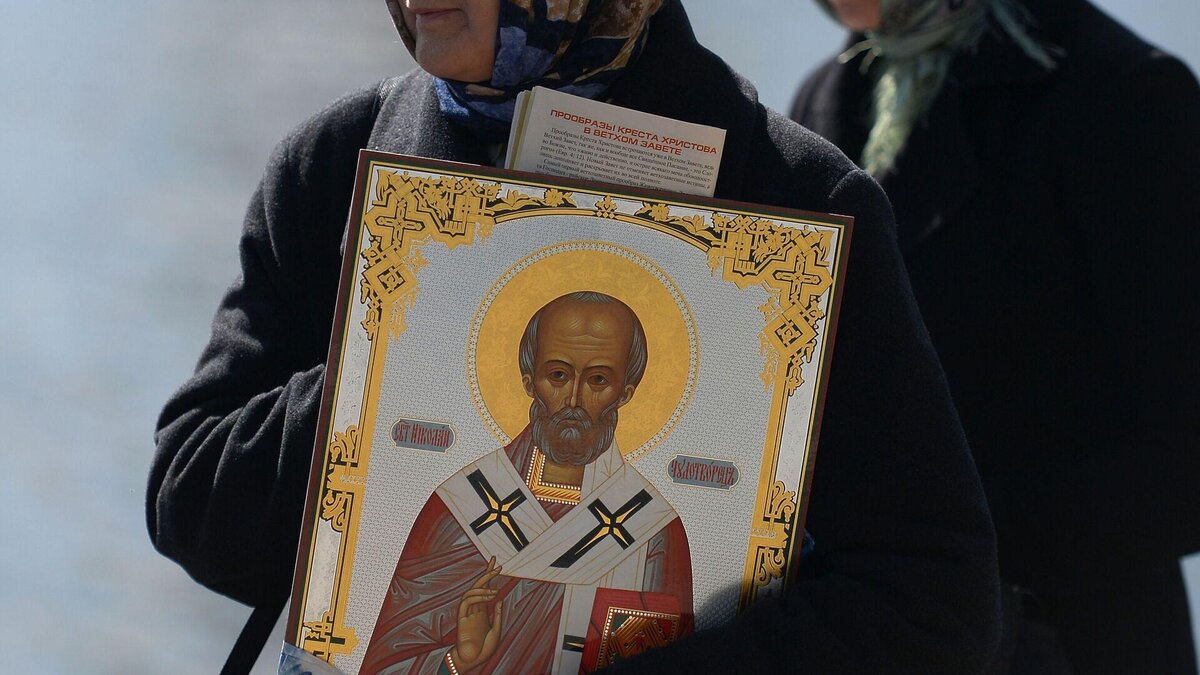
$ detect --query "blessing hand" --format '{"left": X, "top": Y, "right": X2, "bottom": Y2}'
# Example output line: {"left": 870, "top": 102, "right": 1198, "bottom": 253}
{"left": 451, "top": 556, "right": 504, "bottom": 672}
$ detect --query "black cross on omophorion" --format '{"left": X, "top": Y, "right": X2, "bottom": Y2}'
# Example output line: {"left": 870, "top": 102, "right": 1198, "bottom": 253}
{"left": 467, "top": 470, "right": 529, "bottom": 551}
{"left": 550, "top": 490, "right": 653, "bottom": 568}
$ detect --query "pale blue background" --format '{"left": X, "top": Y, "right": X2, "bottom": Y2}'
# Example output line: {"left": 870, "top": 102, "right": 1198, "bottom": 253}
{"left": 0, "top": 1, "right": 1196, "bottom": 673}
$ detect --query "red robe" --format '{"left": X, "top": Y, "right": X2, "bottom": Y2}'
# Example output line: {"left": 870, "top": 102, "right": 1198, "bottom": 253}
{"left": 360, "top": 427, "right": 692, "bottom": 675}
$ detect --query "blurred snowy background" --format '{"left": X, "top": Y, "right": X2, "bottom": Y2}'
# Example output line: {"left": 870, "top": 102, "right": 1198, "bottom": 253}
{"left": 1, "top": 1, "right": 1197, "bottom": 673}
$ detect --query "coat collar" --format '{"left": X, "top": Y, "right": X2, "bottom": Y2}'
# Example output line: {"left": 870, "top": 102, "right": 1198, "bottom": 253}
{"left": 368, "top": 0, "right": 760, "bottom": 201}
{"left": 809, "top": 15, "right": 1058, "bottom": 254}
{"left": 368, "top": 71, "right": 492, "bottom": 166}
{"left": 875, "top": 74, "right": 979, "bottom": 255}
{"left": 817, "top": 44, "right": 979, "bottom": 255}
{"left": 890, "top": 22, "right": 1058, "bottom": 253}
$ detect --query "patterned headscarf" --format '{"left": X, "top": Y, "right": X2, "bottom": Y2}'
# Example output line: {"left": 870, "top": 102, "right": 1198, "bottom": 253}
{"left": 817, "top": 0, "right": 1056, "bottom": 175}
{"left": 385, "top": 0, "right": 664, "bottom": 140}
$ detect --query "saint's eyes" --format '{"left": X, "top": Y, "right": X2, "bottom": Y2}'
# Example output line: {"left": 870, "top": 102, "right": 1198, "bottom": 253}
{"left": 543, "top": 369, "right": 610, "bottom": 388}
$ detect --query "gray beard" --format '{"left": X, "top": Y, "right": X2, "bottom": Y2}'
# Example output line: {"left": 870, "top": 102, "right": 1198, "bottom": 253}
{"left": 529, "top": 396, "right": 619, "bottom": 466}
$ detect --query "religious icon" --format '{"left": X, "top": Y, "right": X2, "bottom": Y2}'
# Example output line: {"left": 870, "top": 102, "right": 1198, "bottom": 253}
{"left": 281, "top": 153, "right": 851, "bottom": 674}
{"left": 361, "top": 292, "right": 692, "bottom": 674}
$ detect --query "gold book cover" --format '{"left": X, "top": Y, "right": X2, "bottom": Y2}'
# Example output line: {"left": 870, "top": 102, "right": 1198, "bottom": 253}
{"left": 282, "top": 151, "right": 853, "bottom": 675}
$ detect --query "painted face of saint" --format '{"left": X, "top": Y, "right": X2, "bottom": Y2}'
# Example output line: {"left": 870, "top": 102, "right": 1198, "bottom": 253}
{"left": 399, "top": 0, "right": 501, "bottom": 82}
{"left": 525, "top": 295, "right": 638, "bottom": 465}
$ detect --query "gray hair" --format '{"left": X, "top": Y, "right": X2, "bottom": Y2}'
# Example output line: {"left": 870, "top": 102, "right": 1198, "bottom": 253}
{"left": 518, "top": 291, "right": 648, "bottom": 389}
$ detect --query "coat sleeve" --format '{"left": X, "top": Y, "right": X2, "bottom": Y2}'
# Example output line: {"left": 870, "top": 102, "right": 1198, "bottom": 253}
{"left": 604, "top": 169, "right": 1001, "bottom": 674}
{"left": 1012, "top": 54, "right": 1200, "bottom": 567}
{"left": 145, "top": 86, "right": 380, "bottom": 607}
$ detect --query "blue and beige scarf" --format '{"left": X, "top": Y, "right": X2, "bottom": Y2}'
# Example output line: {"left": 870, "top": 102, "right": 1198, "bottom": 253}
{"left": 386, "top": 0, "right": 664, "bottom": 141}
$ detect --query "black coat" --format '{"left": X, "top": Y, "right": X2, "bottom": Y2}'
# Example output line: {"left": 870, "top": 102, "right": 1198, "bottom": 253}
{"left": 792, "top": 0, "right": 1200, "bottom": 672}
{"left": 148, "top": 2, "right": 1000, "bottom": 672}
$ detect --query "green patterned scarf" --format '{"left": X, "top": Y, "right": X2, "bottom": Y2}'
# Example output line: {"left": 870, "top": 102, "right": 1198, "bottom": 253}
{"left": 817, "top": 0, "right": 1057, "bottom": 175}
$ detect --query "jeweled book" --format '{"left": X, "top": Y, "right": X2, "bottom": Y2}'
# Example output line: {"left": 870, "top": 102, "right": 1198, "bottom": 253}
{"left": 281, "top": 152, "right": 852, "bottom": 675}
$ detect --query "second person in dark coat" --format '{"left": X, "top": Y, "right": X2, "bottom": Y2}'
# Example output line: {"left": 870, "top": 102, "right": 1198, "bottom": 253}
{"left": 793, "top": 0, "right": 1200, "bottom": 671}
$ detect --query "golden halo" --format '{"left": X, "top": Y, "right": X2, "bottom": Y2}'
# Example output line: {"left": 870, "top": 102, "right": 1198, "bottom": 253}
{"left": 466, "top": 241, "right": 698, "bottom": 460}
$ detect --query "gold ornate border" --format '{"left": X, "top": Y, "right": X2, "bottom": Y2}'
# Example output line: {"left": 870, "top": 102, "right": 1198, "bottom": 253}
{"left": 294, "top": 163, "right": 844, "bottom": 659}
